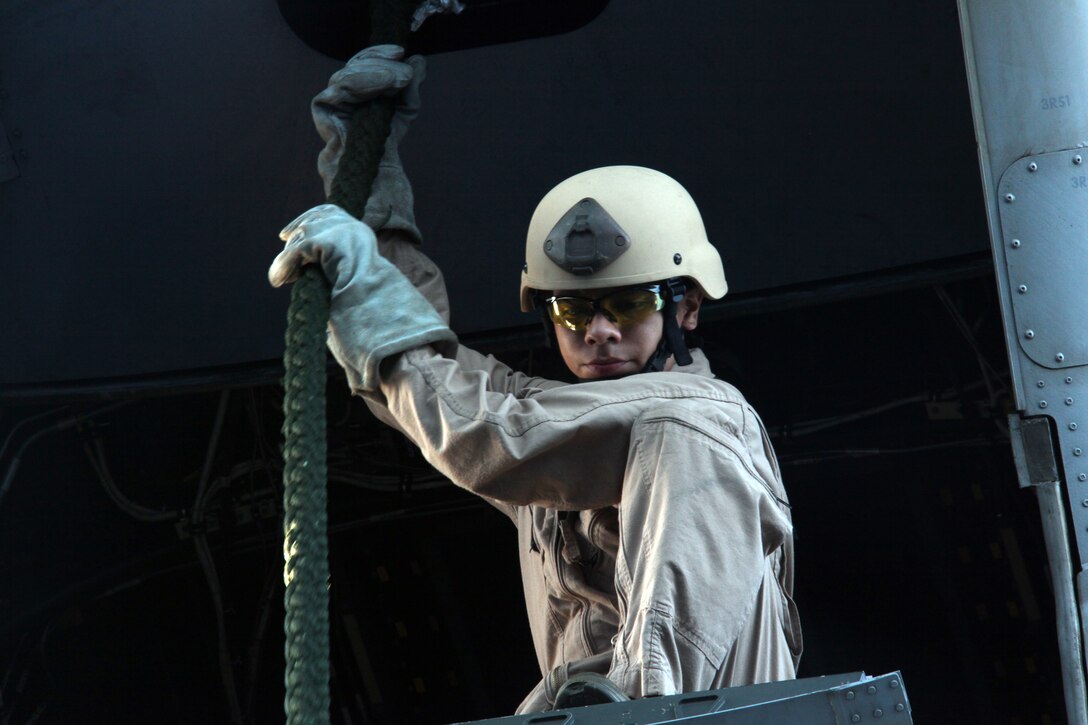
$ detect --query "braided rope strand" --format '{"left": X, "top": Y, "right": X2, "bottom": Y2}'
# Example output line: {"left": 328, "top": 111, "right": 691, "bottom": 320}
{"left": 329, "top": 98, "right": 396, "bottom": 218}
{"left": 282, "top": 266, "right": 331, "bottom": 725}
{"left": 281, "top": 3, "right": 416, "bottom": 722}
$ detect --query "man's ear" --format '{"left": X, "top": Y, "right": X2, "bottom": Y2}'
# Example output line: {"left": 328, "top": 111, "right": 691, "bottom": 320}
{"left": 677, "top": 289, "right": 704, "bottom": 331}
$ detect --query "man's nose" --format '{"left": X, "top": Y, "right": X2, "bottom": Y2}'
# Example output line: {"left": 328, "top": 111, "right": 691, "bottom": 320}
{"left": 584, "top": 312, "right": 621, "bottom": 344}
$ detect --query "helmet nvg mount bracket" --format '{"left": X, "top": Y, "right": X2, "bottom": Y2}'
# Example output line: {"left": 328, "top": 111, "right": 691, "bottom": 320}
{"left": 543, "top": 197, "right": 631, "bottom": 276}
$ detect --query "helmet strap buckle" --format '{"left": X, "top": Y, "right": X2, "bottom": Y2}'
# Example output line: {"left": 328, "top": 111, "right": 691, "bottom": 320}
{"left": 641, "top": 278, "right": 692, "bottom": 373}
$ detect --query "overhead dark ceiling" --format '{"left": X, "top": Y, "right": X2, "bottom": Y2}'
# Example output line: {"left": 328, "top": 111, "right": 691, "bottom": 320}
{"left": 276, "top": 0, "right": 611, "bottom": 58}
{"left": 0, "top": 0, "right": 985, "bottom": 387}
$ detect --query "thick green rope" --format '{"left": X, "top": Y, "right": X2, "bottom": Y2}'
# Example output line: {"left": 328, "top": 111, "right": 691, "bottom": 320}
{"left": 281, "top": 2, "right": 416, "bottom": 723}
{"left": 329, "top": 0, "right": 413, "bottom": 218}
{"left": 329, "top": 101, "right": 396, "bottom": 218}
{"left": 282, "top": 266, "right": 331, "bottom": 725}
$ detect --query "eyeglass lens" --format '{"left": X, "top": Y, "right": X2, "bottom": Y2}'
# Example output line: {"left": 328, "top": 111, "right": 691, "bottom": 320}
{"left": 547, "top": 287, "right": 664, "bottom": 331}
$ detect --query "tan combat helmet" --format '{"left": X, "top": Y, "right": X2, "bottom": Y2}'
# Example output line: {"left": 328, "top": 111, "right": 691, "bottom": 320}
{"left": 520, "top": 165, "right": 727, "bottom": 312}
{"left": 520, "top": 166, "right": 728, "bottom": 372}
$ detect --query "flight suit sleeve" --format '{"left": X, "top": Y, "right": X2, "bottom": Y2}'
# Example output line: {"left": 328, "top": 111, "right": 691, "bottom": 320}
{"left": 364, "top": 347, "right": 716, "bottom": 510}
{"left": 363, "top": 229, "right": 554, "bottom": 415}
{"left": 363, "top": 230, "right": 558, "bottom": 518}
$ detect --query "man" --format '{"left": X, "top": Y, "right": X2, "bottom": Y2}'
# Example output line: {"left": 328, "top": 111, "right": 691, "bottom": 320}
{"left": 270, "top": 46, "right": 801, "bottom": 714}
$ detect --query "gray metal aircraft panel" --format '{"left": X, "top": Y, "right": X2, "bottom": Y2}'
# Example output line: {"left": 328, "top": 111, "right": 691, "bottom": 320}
{"left": 999, "top": 151, "right": 1088, "bottom": 370}
{"left": 996, "top": 149, "right": 1088, "bottom": 565}
{"left": 958, "top": 2, "right": 1088, "bottom": 722}
{"left": 458, "top": 672, "right": 913, "bottom": 725}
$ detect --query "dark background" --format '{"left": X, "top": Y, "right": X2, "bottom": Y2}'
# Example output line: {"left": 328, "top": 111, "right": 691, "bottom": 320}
{"left": 1, "top": 0, "right": 983, "bottom": 385}
{"left": 0, "top": 273, "right": 1064, "bottom": 723}
{"left": 0, "top": 1, "right": 1067, "bottom": 723}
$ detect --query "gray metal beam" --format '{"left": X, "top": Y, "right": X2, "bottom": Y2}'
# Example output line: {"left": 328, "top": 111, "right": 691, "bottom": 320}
{"left": 958, "top": 2, "right": 1088, "bottom": 721}
{"left": 458, "top": 672, "right": 911, "bottom": 725}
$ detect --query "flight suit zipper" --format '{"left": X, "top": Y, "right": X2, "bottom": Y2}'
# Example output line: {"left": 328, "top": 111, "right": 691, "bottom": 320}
{"left": 554, "top": 511, "right": 595, "bottom": 655}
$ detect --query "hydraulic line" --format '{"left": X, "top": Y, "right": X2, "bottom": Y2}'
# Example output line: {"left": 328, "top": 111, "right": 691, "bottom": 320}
{"left": 0, "top": 401, "right": 132, "bottom": 515}
{"left": 192, "top": 390, "right": 243, "bottom": 725}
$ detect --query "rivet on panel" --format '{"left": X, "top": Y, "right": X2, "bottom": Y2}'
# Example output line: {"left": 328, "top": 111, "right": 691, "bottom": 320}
{"left": 1068, "top": 377, "right": 1075, "bottom": 384}
{"left": 1018, "top": 285, "right": 1028, "bottom": 294}
{"left": 845, "top": 691, "right": 855, "bottom": 700}
{"left": 1005, "top": 193, "right": 1016, "bottom": 202}
{"left": 895, "top": 704, "right": 905, "bottom": 713}
{"left": 1011, "top": 239, "right": 1022, "bottom": 248}
{"left": 1079, "top": 473, "right": 1087, "bottom": 482}
{"left": 874, "top": 709, "right": 884, "bottom": 719}
{"left": 1040, "top": 401, "right": 1049, "bottom": 409}
{"left": 673, "top": 253, "right": 683, "bottom": 265}
{"left": 867, "top": 686, "right": 877, "bottom": 695}
{"left": 1075, "top": 448, "right": 1083, "bottom": 456}
{"left": 1058, "top": 353, "right": 1066, "bottom": 362}
{"left": 1076, "top": 155, "right": 1084, "bottom": 165}
{"left": 1025, "top": 330, "right": 1035, "bottom": 339}
{"left": 615, "top": 236, "right": 626, "bottom": 247}
{"left": 1071, "top": 423, "right": 1079, "bottom": 431}
{"left": 890, "top": 680, "right": 900, "bottom": 689}
{"left": 1081, "top": 499, "right": 1088, "bottom": 507}
{"left": 1038, "top": 380, "right": 1046, "bottom": 388}
{"left": 1028, "top": 162, "right": 1038, "bottom": 172}
{"left": 1067, "top": 398, "right": 1075, "bottom": 406}
{"left": 851, "top": 716, "right": 861, "bottom": 724}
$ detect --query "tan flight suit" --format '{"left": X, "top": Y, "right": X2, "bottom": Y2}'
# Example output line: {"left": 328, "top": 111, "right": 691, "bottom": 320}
{"left": 352, "top": 235, "right": 802, "bottom": 712}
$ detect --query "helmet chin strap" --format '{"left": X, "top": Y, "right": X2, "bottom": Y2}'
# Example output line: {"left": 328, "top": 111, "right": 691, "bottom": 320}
{"left": 641, "top": 280, "right": 693, "bottom": 373}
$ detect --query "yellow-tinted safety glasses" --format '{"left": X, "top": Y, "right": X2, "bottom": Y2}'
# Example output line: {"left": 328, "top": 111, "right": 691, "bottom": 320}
{"left": 543, "top": 284, "right": 668, "bottom": 332}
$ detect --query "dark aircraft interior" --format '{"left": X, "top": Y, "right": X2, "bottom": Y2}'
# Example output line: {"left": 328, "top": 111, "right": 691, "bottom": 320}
{"left": 0, "top": 1, "right": 1066, "bottom": 722}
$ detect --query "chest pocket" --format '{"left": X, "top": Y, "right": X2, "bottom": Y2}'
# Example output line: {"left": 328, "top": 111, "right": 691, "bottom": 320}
{"left": 556, "top": 510, "right": 615, "bottom": 563}
{"left": 528, "top": 507, "right": 556, "bottom": 555}
{"left": 564, "top": 509, "right": 619, "bottom": 597}
{"left": 528, "top": 508, "right": 618, "bottom": 584}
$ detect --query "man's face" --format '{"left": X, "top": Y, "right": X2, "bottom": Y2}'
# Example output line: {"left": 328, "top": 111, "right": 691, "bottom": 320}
{"left": 551, "top": 286, "right": 703, "bottom": 380}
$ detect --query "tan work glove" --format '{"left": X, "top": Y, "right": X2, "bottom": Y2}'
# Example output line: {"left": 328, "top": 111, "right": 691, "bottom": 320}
{"left": 312, "top": 45, "right": 425, "bottom": 242}
{"left": 269, "top": 205, "right": 456, "bottom": 392}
